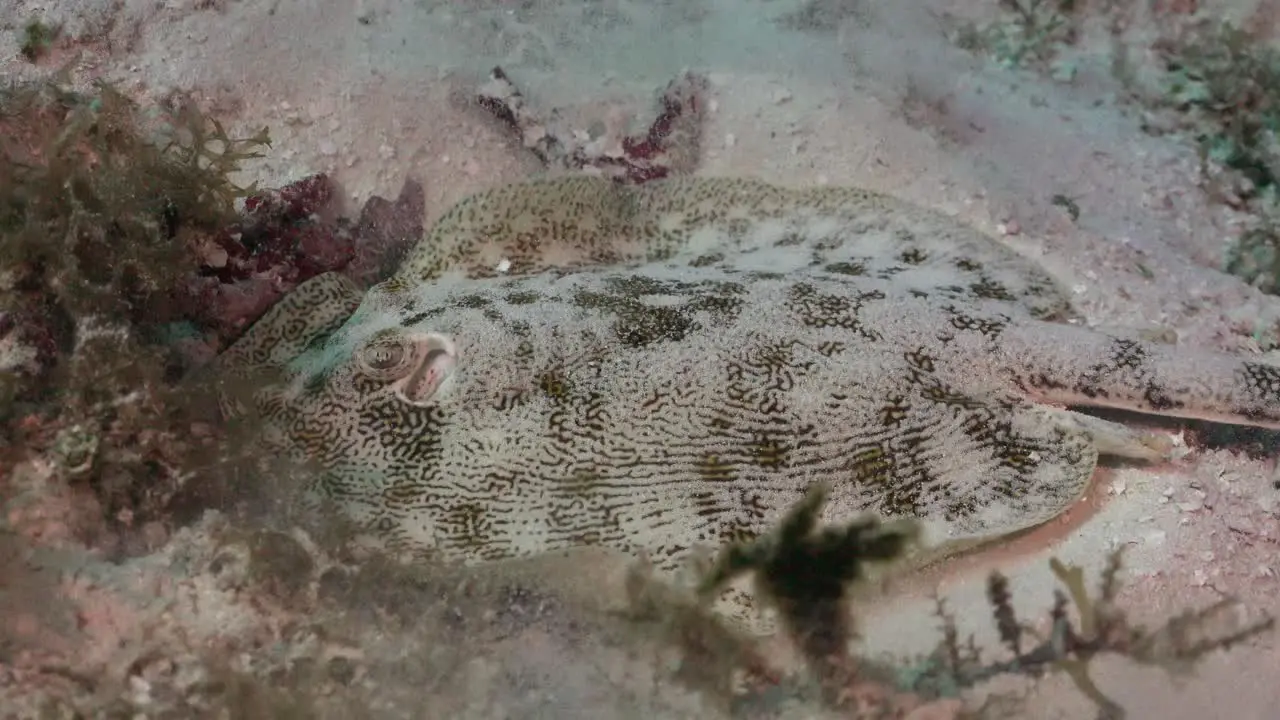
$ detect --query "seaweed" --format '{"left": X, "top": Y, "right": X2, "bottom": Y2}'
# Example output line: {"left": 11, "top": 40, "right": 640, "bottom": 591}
{"left": 954, "top": 0, "right": 1080, "bottom": 75}
{"left": 0, "top": 78, "right": 267, "bottom": 340}
{"left": 0, "top": 77, "right": 271, "bottom": 553}
{"left": 1158, "top": 21, "right": 1280, "bottom": 203}
{"left": 1145, "top": 20, "right": 1280, "bottom": 296}
{"left": 18, "top": 19, "right": 59, "bottom": 63}
{"left": 695, "top": 481, "right": 921, "bottom": 706}
{"left": 628, "top": 484, "right": 1275, "bottom": 718}
{"left": 962, "top": 9, "right": 1280, "bottom": 300}
{"left": 0, "top": 71, "right": 434, "bottom": 561}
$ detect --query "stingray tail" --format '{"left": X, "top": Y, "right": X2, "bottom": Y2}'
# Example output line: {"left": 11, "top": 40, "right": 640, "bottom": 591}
{"left": 1001, "top": 322, "right": 1280, "bottom": 430}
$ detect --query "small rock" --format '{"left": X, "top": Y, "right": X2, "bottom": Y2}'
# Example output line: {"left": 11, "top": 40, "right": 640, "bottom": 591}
{"left": 1227, "top": 517, "right": 1258, "bottom": 535}
{"left": 327, "top": 656, "right": 357, "bottom": 685}
{"left": 51, "top": 424, "right": 99, "bottom": 479}
{"left": 248, "top": 529, "right": 316, "bottom": 601}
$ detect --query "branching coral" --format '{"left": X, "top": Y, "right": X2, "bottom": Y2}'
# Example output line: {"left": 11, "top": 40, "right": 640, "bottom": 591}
{"left": 917, "top": 552, "right": 1275, "bottom": 719}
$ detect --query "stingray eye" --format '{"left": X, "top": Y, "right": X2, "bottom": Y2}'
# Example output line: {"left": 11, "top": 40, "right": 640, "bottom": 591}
{"left": 367, "top": 345, "right": 404, "bottom": 369}
{"left": 357, "top": 332, "right": 413, "bottom": 380}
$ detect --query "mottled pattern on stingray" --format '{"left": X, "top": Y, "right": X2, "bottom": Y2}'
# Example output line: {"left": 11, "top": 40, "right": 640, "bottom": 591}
{"left": 382, "top": 176, "right": 1077, "bottom": 323}
{"left": 279, "top": 242, "right": 1280, "bottom": 582}
{"left": 287, "top": 258, "right": 1110, "bottom": 579}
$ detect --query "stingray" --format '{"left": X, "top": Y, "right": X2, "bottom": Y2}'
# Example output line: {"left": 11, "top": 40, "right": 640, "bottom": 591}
{"left": 215, "top": 176, "right": 1280, "bottom": 624}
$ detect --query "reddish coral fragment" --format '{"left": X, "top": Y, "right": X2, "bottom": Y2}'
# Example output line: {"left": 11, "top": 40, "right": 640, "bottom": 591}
{"left": 477, "top": 67, "right": 707, "bottom": 184}
{"left": 174, "top": 175, "right": 428, "bottom": 353}
{"left": 242, "top": 172, "right": 333, "bottom": 221}
{"left": 344, "top": 179, "right": 426, "bottom": 287}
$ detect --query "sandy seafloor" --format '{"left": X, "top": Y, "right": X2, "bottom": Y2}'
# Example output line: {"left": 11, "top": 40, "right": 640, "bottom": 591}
{"left": 2, "top": 0, "right": 1280, "bottom": 718}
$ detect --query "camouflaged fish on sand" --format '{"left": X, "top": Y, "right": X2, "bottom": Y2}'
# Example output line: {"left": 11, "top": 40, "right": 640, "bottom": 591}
{"left": 218, "top": 175, "right": 1280, "bottom": 617}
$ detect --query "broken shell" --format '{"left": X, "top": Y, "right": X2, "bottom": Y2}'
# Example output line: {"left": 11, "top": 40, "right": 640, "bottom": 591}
{"left": 51, "top": 423, "right": 100, "bottom": 478}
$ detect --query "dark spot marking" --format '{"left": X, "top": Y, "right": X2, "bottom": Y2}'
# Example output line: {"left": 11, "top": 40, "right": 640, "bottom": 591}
{"left": 573, "top": 275, "right": 747, "bottom": 348}
{"left": 505, "top": 291, "right": 541, "bottom": 305}
{"left": 538, "top": 369, "right": 573, "bottom": 403}
{"left": 616, "top": 306, "right": 694, "bottom": 347}
{"left": 401, "top": 308, "right": 444, "bottom": 327}
{"left": 784, "top": 282, "right": 885, "bottom": 341}
{"left": 1242, "top": 362, "right": 1280, "bottom": 398}
{"left": 454, "top": 294, "right": 491, "bottom": 308}
{"left": 816, "top": 340, "right": 846, "bottom": 357}
{"left": 876, "top": 395, "right": 911, "bottom": 427}
{"left": 968, "top": 278, "right": 1016, "bottom": 301}
{"left": 745, "top": 430, "right": 793, "bottom": 469}
{"left": 698, "top": 453, "right": 737, "bottom": 483}
{"left": 899, "top": 248, "right": 927, "bottom": 265}
{"left": 824, "top": 261, "right": 868, "bottom": 276}
{"left": 944, "top": 308, "right": 1009, "bottom": 340}
{"left": 442, "top": 502, "right": 491, "bottom": 549}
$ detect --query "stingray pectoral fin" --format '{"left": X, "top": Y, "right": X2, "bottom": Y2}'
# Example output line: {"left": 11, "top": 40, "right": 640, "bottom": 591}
{"left": 872, "top": 397, "right": 1106, "bottom": 575}
{"left": 899, "top": 533, "right": 1006, "bottom": 573}
{"left": 894, "top": 405, "right": 1169, "bottom": 575}
{"left": 212, "top": 272, "right": 364, "bottom": 419}
{"left": 218, "top": 272, "right": 364, "bottom": 376}
{"left": 1052, "top": 407, "right": 1174, "bottom": 462}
